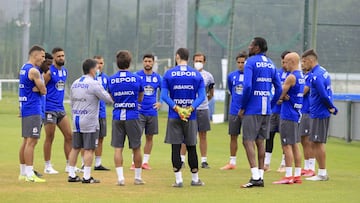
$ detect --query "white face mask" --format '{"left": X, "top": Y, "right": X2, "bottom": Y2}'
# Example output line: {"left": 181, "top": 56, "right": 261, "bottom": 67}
{"left": 194, "top": 62, "right": 203, "bottom": 70}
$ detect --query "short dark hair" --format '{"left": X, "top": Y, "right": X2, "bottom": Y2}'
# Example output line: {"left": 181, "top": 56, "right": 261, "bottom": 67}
{"left": 176, "top": 48, "right": 189, "bottom": 61}
{"left": 302, "top": 49, "right": 318, "bottom": 59}
{"left": 253, "top": 37, "right": 268, "bottom": 53}
{"left": 143, "top": 54, "right": 154, "bottom": 61}
{"left": 45, "top": 52, "right": 53, "bottom": 60}
{"left": 28, "top": 45, "right": 44, "bottom": 55}
{"left": 116, "top": 50, "right": 132, "bottom": 69}
{"left": 193, "top": 52, "right": 206, "bottom": 61}
{"left": 281, "top": 50, "right": 291, "bottom": 59}
{"left": 236, "top": 51, "right": 248, "bottom": 60}
{"left": 93, "top": 55, "right": 103, "bottom": 60}
{"left": 82, "top": 58, "right": 98, "bottom": 74}
{"left": 52, "top": 47, "right": 64, "bottom": 54}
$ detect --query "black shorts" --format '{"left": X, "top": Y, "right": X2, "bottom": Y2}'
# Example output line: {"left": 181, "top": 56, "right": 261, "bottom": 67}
{"left": 196, "top": 109, "right": 211, "bottom": 132}
{"left": 279, "top": 119, "right": 300, "bottom": 145}
{"left": 45, "top": 111, "right": 66, "bottom": 124}
{"left": 22, "top": 115, "right": 42, "bottom": 139}
{"left": 111, "top": 119, "right": 142, "bottom": 149}
{"left": 242, "top": 115, "right": 270, "bottom": 141}
{"left": 164, "top": 119, "right": 197, "bottom": 146}
{"left": 72, "top": 131, "right": 99, "bottom": 150}
{"left": 309, "top": 117, "right": 330, "bottom": 143}
{"left": 99, "top": 118, "right": 107, "bottom": 138}
{"left": 139, "top": 114, "right": 158, "bottom": 135}
{"left": 228, "top": 114, "right": 242, "bottom": 136}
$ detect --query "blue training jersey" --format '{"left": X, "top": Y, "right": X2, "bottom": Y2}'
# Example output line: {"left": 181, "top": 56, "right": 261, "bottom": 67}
{"left": 19, "top": 63, "right": 42, "bottom": 117}
{"left": 301, "top": 72, "right": 311, "bottom": 114}
{"left": 309, "top": 65, "right": 335, "bottom": 119}
{"left": 46, "top": 64, "right": 67, "bottom": 112}
{"left": 161, "top": 65, "right": 205, "bottom": 120}
{"left": 136, "top": 70, "right": 162, "bottom": 116}
{"left": 108, "top": 70, "right": 143, "bottom": 120}
{"left": 280, "top": 70, "right": 305, "bottom": 122}
{"left": 271, "top": 68, "right": 289, "bottom": 114}
{"left": 227, "top": 70, "right": 244, "bottom": 116}
{"left": 96, "top": 72, "right": 109, "bottom": 119}
{"left": 241, "top": 53, "right": 282, "bottom": 115}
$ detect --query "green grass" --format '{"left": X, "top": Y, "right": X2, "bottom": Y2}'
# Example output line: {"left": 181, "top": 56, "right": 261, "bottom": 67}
{"left": 0, "top": 91, "right": 359, "bottom": 203}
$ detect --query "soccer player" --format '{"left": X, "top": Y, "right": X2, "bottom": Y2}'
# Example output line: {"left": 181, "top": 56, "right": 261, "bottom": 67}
{"left": 301, "top": 49, "right": 337, "bottom": 181}
{"left": 239, "top": 37, "right": 282, "bottom": 188}
{"left": 272, "top": 52, "right": 305, "bottom": 184}
{"left": 161, "top": 48, "right": 206, "bottom": 187}
{"left": 43, "top": 47, "right": 73, "bottom": 174}
{"left": 220, "top": 51, "right": 247, "bottom": 170}
{"left": 299, "top": 61, "right": 316, "bottom": 177}
{"left": 264, "top": 50, "right": 290, "bottom": 172}
{"left": 67, "top": 59, "right": 113, "bottom": 183}
{"left": 93, "top": 55, "right": 111, "bottom": 171}
{"left": 18, "top": 45, "right": 46, "bottom": 182}
{"left": 109, "top": 50, "right": 145, "bottom": 186}
{"left": 134, "top": 54, "right": 162, "bottom": 170}
{"left": 180, "top": 52, "right": 215, "bottom": 169}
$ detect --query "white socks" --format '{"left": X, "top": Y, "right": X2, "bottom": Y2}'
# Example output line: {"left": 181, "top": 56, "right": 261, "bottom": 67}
{"left": 143, "top": 154, "right": 150, "bottom": 164}
{"left": 116, "top": 167, "right": 124, "bottom": 181}
{"left": 309, "top": 158, "right": 316, "bottom": 171}
{"left": 68, "top": 166, "right": 76, "bottom": 178}
{"left": 135, "top": 168, "right": 142, "bottom": 180}
{"left": 259, "top": 169, "right": 264, "bottom": 179}
{"left": 229, "top": 156, "right": 236, "bottom": 165}
{"left": 175, "top": 171, "right": 183, "bottom": 184}
{"left": 285, "top": 167, "right": 292, "bottom": 177}
{"left": 201, "top": 157, "right": 207, "bottom": 163}
{"left": 83, "top": 166, "right": 91, "bottom": 180}
{"left": 192, "top": 173, "right": 199, "bottom": 182}
{"left": 304, "top": 159, "right": 309, "bottom": 170}
{"left": 180, "top": 155, "right": 185, "bottom": 163}
{"left": 95, "top": 156, "right": 101, "bottom": 167}
{"left": 318, "top": 168, "right": 327, "bottom": 176}
{"left": 20, "top": 164, "right": 26, "bottom": 176}
{"left": 45, "top": 160, "right": 51, "bottom": 168}
{"left": 294, "top": 167, "right": 301, "bottom": 177}
{"left": 251, "top": 167, "right": 260, "bottom": 180}
{"left": 25, "top": 165, "right": 34, "bottom": 177}
{"left": 264, "top": 152, "right": 272, "bottom": 165}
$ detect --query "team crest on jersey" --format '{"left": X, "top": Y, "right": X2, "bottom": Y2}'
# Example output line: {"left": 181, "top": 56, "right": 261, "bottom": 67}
{"left": 56, "top": 80, "right": 65, "bottom": 91}
{"left": 47, "top": 114, "right": 52, "bottom": 119}
{"left": 153, "top": 77, "right": 158, "bottom": 83}
{"left": 63, "top": 70, "right": 66, "bottom": 76}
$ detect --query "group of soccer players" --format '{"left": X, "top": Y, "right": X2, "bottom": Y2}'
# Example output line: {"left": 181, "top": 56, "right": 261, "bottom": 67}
{"left": 18, "top": 36, "right": 336, "bottom": 187}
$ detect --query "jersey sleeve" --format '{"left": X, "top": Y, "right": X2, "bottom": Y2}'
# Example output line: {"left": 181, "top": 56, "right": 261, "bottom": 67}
{"left": 271, "top": 68, "right": 282, "bottom": 109}
{"left": 92, "top": 81, "right": 113, "bottom": 104}
{"left": 227, "top": 73, "right": 233, "bottom": 95}
{"left": 241, "top": 62, "right": 253, "bottom": 110}
{"left": 312, "top": 75, "right": 335, "bottom": 109}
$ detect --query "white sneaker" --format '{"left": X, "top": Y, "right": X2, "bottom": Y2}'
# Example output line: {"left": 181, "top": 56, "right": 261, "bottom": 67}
{"left": 305, "top": 175, "right": 329, "bottom": 181}
{"left": 44, "top": 166, "right": 59, "bottom": 174}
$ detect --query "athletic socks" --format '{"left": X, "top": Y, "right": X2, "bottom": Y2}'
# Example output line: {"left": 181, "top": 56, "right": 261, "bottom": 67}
{"left": 180, "top": 155, "right": 186, "bottom": 163}
{"left": 25, "top": 165, "right": 34, "bottom": 177}
{"left": 285, "top": 167, "right": 292, "bottom": 177}
{"left": 45, "top": 160, "right": 51, "bottom": 168}
{"left": 201, "top": 157, "right": 207, "bottom": 163}
{"left": 83, "top": 166, "right": 91, "bottom": 180}
{"left": 175, "top": 171, "right": 183, "bottom": 184}
{"left": 95, "top": 156, "right": 101, "bottom": 167}
{"left": 264, "top": 152, "right": 272, "bottom": 165}
{"left": 309, "top": 158, "right": 316, "bottom": 171}
{"left": 304, "top": 159, "right": 309, "bottom": 170}
{"left": 251, "top": 167, "right": 260, "bottom": 180}
{"left": 135, "top": 168, "right": 142, "bottom": 180}
{"left": 259, "top": 169, "right": 264, "bottom": 179}
{"left": 192, "top": 172, "right": 199, "bottom": 182}
{"left": 294, "top": 167, "right": 301, "bottom": 177}
{"left": 280, "top": 154, "right": 285, "bottom": 166}
{"left": 229, "top": 156, "right": 236, "bottom": 165}
{"left": 20, "top": 164, "right": 26, "bottom": 176}
{"left": 143, "top": 154, "right": 150, "bottom": 164}
{"left": 318, "top": 168, "right": 327, "bottom": 176}
{"left": 116, "top": 167, "right": 124, "bottom": 181}
{"left": 68, "top": 166, "right": 76, "bottom": 178}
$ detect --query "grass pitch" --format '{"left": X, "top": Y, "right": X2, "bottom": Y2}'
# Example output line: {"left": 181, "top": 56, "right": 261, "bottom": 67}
{"left": 0, "top": 91, "right": 359, "bottom": 203}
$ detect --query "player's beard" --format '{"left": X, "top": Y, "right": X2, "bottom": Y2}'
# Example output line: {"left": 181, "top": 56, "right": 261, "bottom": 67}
{"left": 55, "top": 60, "right": 65, "bottom": 67}
{"left": 144, "top": 66, "right": 152, "bottom": 71}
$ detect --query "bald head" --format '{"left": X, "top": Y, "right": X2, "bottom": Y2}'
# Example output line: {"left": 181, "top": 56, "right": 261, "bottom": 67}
{"left": 284, "top": 52, "right": 300, "bottom": 72}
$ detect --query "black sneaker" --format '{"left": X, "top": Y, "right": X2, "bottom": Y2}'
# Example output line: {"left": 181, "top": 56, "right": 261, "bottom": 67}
{"left": 34, "top": 170, "right": 43, "bottom": 178}
{"left": 94, "top": 165, "right": 110, "bottom": 171}
{"left": 201, "top": 162, "right": 210, "bottom": 169}
{"left": 68, "top": 176, "right": 81, "bottom": 182}
{"left": 82, "top": 177, "right": 100, "bottom": 184}
{"left": 241, "top": 178, "right": 264, "bottom": 188}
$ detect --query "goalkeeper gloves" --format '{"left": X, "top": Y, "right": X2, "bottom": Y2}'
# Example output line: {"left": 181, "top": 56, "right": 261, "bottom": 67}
{"left": 174, "top": 106, "right": 194, "bottom": 122}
